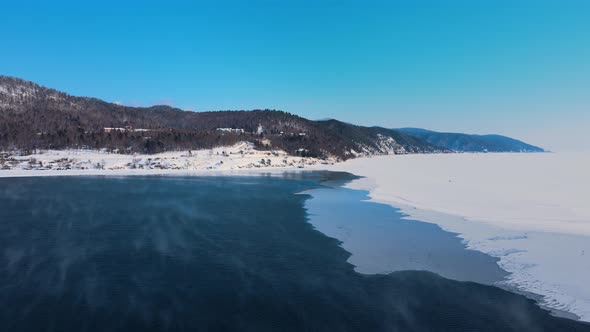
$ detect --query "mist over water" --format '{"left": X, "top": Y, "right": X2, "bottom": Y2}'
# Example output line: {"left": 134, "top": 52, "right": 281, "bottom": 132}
{"left": 0, "top": 174, "right": 587, "bottom": 331}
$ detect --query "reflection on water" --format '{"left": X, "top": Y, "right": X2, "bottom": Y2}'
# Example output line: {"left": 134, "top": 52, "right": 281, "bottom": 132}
{"left": 0, "top": 174, "right": 587, "bottom": 331}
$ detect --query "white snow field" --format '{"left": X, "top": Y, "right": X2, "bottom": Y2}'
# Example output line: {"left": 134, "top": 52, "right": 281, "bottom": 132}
{"left": 0, "top": 142, "right": 334, "bottom": 177}
{"left": 313, "top": 152, "right": 590, "bottom": 321}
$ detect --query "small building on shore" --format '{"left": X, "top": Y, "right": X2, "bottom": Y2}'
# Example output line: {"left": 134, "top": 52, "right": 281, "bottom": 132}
{"left": 216, "top": 128, "right": 245, "bottom": 134}
{"left": 103, "top": 127, "right": 126, "bottom": 133}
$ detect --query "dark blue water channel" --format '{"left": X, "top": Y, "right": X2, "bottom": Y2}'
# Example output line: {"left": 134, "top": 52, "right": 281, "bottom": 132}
{"left": 0, "top": 172, "right": 587, "bottom": 331}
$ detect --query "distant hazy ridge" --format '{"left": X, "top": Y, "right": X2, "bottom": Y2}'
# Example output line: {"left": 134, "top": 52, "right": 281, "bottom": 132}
{"left": 398, "top": 128, "right": 544, "bottom": 152}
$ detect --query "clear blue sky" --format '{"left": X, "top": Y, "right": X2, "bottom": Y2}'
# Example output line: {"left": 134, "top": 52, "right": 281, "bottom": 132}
{"left": 1, "top": 0, "right": 589, "bottom": 151}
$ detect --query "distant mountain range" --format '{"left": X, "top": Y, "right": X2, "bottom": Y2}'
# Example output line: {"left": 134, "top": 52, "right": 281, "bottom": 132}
{"left": 397, "top": 128, "right": 544, "bottom": 152}
{"left": 0, "top": 76, "right": 441, "bottom": 159}
{"left": 0, "top": 75, "right": 543, "bottom": 158}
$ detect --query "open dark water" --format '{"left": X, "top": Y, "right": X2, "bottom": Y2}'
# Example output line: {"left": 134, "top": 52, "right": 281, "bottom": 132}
{"left": 0, "top": 173, "right": 588, "bottom": 332}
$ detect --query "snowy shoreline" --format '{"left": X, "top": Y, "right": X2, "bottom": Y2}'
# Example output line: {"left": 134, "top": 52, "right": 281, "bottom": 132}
{"left": 2, "top": 148, "right": 589, "bottom": 322}
{"left": 0, "top": 142, "right": 335, "bottom": 178}
{"left": 309, "top": 152, "right": 590, "bottom": 322}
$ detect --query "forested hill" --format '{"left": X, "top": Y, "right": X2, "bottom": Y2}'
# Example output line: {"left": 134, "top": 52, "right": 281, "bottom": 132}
{"left": 398, "top": 128, "right": 544, "bottom": 153}
{"left": 0, "top": 76, "right": 442, "bottom": 159}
